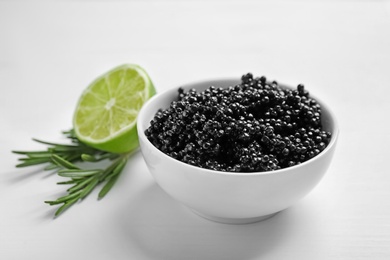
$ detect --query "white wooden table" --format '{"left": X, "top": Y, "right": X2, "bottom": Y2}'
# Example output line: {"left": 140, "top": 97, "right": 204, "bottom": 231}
{"left": 1, "top": 1, "right": 389, "bottom": 259}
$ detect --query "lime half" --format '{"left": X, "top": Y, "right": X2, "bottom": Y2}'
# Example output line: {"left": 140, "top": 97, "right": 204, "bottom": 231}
{"left": 73, "top": 64, "right": 156, "bottom": 153}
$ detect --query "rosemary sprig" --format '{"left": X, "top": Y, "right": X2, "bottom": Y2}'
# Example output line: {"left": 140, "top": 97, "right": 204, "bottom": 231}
{"left": 13, "top": 130, "right": 132, "bottom": 217}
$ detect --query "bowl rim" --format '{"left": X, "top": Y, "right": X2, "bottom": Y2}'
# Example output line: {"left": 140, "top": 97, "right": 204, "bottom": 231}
{"left": 137, "top": 77, "right": 339, "bottom": 177}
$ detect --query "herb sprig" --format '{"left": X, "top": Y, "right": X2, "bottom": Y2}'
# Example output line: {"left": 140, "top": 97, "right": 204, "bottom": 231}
{"left": 13, "top": 130, "right": 132, "bottom": 217}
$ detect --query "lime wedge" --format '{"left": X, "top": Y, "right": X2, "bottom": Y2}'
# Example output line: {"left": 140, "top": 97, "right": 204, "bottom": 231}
{"left": 73, "top": 64, "right": 156, "bottom": 153}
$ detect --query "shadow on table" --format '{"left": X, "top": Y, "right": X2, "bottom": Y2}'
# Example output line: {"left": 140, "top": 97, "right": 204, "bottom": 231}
{"left": 116, "top": 182, "right": 301, "bottom": 260}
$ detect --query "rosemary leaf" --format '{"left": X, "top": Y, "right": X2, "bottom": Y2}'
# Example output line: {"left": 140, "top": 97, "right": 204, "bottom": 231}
{"left": 17, "top": 158, "right": 31, "bottom": 161}
{"left": 98, "top": 155, "right": 125, "bottom": 181}
{"left": 62, "top": 153, "right": 84, "bottom": 164}
{"left": 111, "top": 158, "right": 127, "bottom": 176}
{"left": 71, "top": 176, "right": 87, "bottom": 181}
{"left": 50, "top": 146, "right": 86, "bottom": 152}
{"left": 33, "top": 138, "right": 80, "bottom": 148}
{"left": 45, "top": 190, "right": 82, "bottom": 205}
{"left": 67, "top": 177, "right": 94, "bottom": 193}
{"left": 81, "top": 154, "right": 96, "bottom": 162}
{"left": 79, "top": 178, "right": 99, "bottom": 199}
{"left": 44, "top": 163, "right": 60, "bottom": 171}
{"left": 51, "top": 154, "right": 80, "bottom": 170}
{"left": 13, "top": 150, "right": 51, "bottom": 156}
{"left": 54, "top": 197, "right": 79, "bottom": 217}
{"left": 57, "top": 180, "right": 78, "bottom": 185}
{"left": 26, "top": 152, "right": 53, "bottom": 159}
{"left": 98, "top": 173, "right": 120, "bottom": 199}
{"left": 16, "top": 158, "right": 52, "bottom": 167}
{"left": 58, "top": 169, "right": 101, "bottom": 178}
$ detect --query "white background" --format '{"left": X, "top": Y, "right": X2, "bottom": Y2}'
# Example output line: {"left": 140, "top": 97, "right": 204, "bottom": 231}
{"left": 1, "top": 0, "right": 390, "bottom": 259}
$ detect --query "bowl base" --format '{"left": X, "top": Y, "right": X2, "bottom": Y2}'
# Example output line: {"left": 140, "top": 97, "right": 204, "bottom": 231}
{"left": 190, "top": 209, "right": 279, "bottom": 224}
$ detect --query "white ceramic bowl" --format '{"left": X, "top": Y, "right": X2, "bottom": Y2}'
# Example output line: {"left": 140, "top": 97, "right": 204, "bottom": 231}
{"left": 137, "top": 78, "right": 339, "bottom": 224}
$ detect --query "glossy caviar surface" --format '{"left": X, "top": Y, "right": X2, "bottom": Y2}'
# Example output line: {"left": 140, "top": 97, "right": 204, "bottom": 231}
{"left": 145, "top": 74, "right": 332, "bottom": 172}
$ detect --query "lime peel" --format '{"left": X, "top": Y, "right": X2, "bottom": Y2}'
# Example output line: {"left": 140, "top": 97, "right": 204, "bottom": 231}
{"left": 73, "top": 64, "right": 156, "bottom": 153}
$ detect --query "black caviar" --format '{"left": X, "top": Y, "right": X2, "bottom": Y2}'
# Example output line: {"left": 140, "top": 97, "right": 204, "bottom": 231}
{"left": 145, "top": 73, "right": 332, "bottom": 172}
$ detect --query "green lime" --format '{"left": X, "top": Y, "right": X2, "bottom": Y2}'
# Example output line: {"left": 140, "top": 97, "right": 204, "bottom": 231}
{"left": 73, "top": 64, "right": 156, "bottom": 153}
